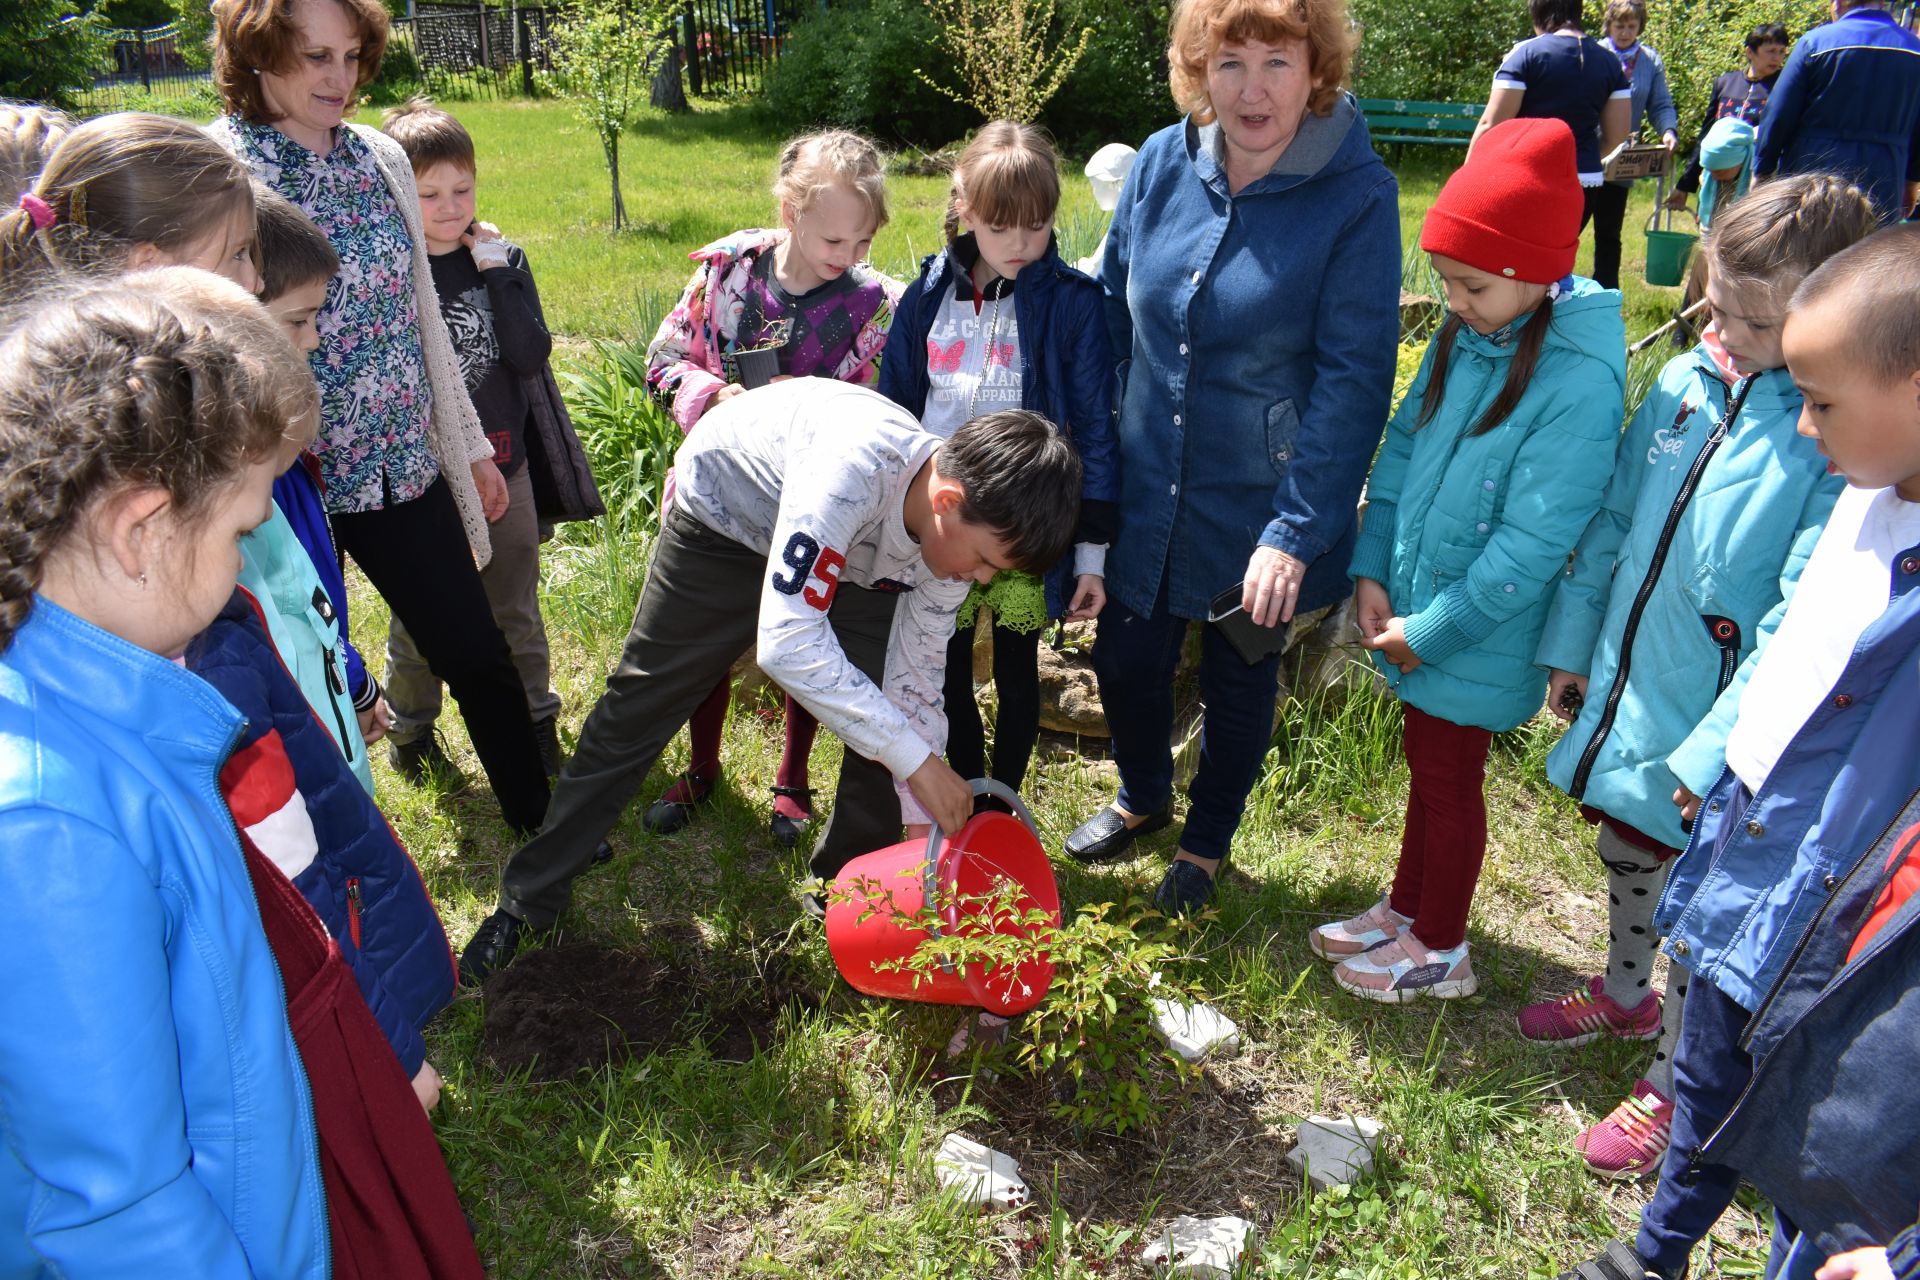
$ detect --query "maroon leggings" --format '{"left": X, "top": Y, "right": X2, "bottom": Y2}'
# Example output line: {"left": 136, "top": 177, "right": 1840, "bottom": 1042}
{"left": 666, "top": 678, "right": 819, "bottom": 815}
{"left": 1388, "top": 704, "right": 1495, "bottom": 952}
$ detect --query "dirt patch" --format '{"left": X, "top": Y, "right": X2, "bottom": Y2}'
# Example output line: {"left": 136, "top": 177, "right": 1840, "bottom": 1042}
{"left": 481, "top": 944, "right": 812, "bottom": 1080}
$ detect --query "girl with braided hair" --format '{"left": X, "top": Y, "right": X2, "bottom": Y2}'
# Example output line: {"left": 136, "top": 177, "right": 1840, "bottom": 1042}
{"left": 0, "top": 267, "right": 328, "bottom": 1276}
{"left": 0, "top": 111, "right": 260, "bottom": 296}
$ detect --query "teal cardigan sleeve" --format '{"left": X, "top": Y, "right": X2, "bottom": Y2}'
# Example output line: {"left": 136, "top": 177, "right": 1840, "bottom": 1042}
{"left": 1401, "top": 382, "right": 1620, "bottom": 666}
{"left": 1666, "top": 469, "right": 1845, "bottom": 795}
{"left": 1536, "top": 379, "right": 1666, "bottom": 674}
{"left": 1347, "top": 343, "right": 1435, "bottom": 587}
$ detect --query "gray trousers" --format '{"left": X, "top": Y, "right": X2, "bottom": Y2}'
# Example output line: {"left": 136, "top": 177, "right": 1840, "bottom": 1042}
{"left": 387, "top": 462, "right": 561, "bottom": 739}
{"left": 498, "top": 506, "right": 902, "bottom": 927}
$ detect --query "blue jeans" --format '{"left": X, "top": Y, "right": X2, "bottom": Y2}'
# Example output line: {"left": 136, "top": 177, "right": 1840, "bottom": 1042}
{"left": 1637, "top": 976, "right": 1754, "bottom": 1277}
{"left": 1089, "top": 583, "right": 1283, "bottom": 861}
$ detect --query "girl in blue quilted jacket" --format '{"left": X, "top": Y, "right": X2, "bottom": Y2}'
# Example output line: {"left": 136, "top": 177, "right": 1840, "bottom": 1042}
{"left": 1310, "top": 119, "right": 1625, "bottom": 1003}
{"left": 1526, "top": 174, "right": 1876, "bottom": 1184}
{"left": 877, "top": 120, "right": 1119, "bottom": 797}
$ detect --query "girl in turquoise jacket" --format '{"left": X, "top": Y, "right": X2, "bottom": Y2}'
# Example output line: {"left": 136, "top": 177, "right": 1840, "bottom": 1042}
{"left": 1520, "top": 174, "right": 1877, "bottom": 1182}
{"left": 1310, "top": 119, "right": 1625, "bottom": 1005}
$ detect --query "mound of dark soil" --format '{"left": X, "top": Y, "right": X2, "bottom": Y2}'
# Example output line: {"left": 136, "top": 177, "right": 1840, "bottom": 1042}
{"left": 480, "top": 943, "right": 814, "bottom": 1080}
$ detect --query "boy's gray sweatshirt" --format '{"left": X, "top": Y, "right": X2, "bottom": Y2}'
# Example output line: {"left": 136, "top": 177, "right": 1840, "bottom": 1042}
{"left": 675, "top": 379, "right": 970, "bottom": 821}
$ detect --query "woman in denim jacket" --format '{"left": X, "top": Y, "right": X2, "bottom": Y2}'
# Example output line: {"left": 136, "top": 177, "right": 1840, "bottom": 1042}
{"left": 1062, "top": 0, "right": 1401, "bottom": 915}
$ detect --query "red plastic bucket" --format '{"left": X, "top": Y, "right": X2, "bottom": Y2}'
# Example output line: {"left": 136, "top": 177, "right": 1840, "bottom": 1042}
{"left": 825, "top": 806, "right": 1061, "bottom": 1015}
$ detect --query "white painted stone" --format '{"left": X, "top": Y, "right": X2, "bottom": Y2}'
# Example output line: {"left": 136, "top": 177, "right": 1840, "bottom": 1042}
{"left": 1150, "top": 996, "right": 1241, "bottom": 1062}
{"left": 934, "top": 1134, "right": 1027, "bottom": 1209}
{"left": 1285, "top": 1113, "right": 1384, "bottom": 1190}
{"left": 1140, "top": 1214, "right": 1256, "bottom": 1277}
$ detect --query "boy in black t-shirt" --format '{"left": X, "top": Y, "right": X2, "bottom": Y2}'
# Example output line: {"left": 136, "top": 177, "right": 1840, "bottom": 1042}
{"left": 382, "top": 99, "right": 590, "bottom": 780}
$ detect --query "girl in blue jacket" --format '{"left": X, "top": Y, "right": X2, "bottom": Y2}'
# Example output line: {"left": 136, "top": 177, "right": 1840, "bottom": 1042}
{"left": 0, "top": 270, "right": 329, "bottom": 1278}
{"left": 1312, "top": 119, "right": 1625, "bottom": 1003}
{"left": 877, "top": 121, "right": 1119, "bottom": 794}
{"left": 1525, "top": 175, "right": 1876, "bottom": 1183}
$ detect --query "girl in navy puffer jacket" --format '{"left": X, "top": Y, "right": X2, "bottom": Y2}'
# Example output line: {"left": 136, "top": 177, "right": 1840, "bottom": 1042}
{"left": 878, "top": 121, "right": 1118, "bottom": 795}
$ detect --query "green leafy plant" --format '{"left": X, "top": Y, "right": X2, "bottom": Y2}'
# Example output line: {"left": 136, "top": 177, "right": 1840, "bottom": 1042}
{"left": 836, "top": 873, "right": 1208, "bottom": 1135}
{"left": 918, "top": 0, "right": 1094, "bottom": 124}
{"left": 2, "top": 3, "right": 110, "bottom": 111}
{"left": 538, "top": 0, "right": 677, "bottom": 228}
{"left": 556, "top": 335, "right": 680, "bottom": 526}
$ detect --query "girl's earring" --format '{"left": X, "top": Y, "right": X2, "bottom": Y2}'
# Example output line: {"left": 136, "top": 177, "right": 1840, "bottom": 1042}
{"left": 138, "top": 571, "right": 149, "bottom": 588}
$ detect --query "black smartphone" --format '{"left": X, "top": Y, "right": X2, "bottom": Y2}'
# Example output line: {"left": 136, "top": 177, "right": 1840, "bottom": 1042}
{"left": 1208, "top": 584, "right": 1290, "bottom": 665}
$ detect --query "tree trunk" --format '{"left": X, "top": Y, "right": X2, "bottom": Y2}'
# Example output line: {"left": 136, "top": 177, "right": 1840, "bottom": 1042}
{"left": 650, "top": 40, "right": 689, "bottom": 112}
{"left": 605, "top": 136, "right": 627, "bottom": 229}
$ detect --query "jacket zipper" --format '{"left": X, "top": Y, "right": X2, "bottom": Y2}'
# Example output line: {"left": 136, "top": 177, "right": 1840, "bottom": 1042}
{"left": 1569, "top": 376, "right": 1754, "bottom": 798}
{"left": 322, "top": 645, "right": 355, "bottom": 764}
{"left": 345, "top": 877, "right": 363, "bottom": 949}
{"left": 1687, "top": 782, "right": 1920, "bottom": 1174}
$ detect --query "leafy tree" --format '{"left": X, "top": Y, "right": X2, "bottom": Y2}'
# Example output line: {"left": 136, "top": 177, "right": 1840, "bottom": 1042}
{"left": 539, "top": 0, "right": 677, "bottom": 229}
{"left": 1, "top": 1, "right": 108, "bottom": 111}
{"left": 1642, "top": 0, "right": 1829, "bottom": 143}
{"left": 918, "top": 0, "right": 1094, "bottom": 124}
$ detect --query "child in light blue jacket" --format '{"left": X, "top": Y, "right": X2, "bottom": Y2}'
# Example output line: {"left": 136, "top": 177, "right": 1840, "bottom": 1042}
{"left": 1310, "top": 119, "right": 1624, "bottom": 1003}
{"left": 1525, "top": 176, "right": 1877, "bottom": 1183}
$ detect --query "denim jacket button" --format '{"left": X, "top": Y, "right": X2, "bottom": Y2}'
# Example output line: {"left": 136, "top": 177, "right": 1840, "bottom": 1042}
{"left": 1834, "top": 693, "right": 1853, "bottom": 708}
{"left": 1190, "top": 270, "right": 1203, "bottom": 285}
{"left": 1179, "top": 343, "right": 1189, "bottom": 356}
{"left": 1746, "top": 819, "right": 1765, "bottom": 838}
{"left": 1169, "top": 483, "right": 1177, "bottom": 496}
{"left": 1823, "top": 874, "right": 1839, "bottom": 892}
{"left": 1902, "top": 555, "right": 1920, "bottom": 575}
{"left": 1173, "top": 414, "right": 1182, "bottom": 426}
{"left": 1672, "top": 939, "right": 1690, "bottom": 957}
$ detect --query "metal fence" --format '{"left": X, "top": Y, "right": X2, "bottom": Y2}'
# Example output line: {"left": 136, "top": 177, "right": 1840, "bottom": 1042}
{"left": 68, "top": 1, "right": 815, "bottom": 115}
{"left": 390, "top": 4, "right": 562, "bottom": 100}
{"left": 73, "top": 22, "right": 215, "bottom": 115}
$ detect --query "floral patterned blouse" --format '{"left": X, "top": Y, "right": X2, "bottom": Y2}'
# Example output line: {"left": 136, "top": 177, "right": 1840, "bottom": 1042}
{"left": 211, "top": 117, "right": 439, "bottom": 514}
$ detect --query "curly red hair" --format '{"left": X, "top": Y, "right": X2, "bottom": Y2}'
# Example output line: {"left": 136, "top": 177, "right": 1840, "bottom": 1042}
{"left": 1167, "top": 0, "right": 1355, "bottom": 121}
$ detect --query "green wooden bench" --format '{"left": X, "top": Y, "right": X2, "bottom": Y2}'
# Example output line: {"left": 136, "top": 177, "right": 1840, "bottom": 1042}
{"left": 1357, "top": 98, "right": 1483, "bottom": 148}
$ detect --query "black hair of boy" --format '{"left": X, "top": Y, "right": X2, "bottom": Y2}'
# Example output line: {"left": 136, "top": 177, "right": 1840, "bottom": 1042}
{"left": 942, "top": 409, "right": 1082, "bottom": 571}
{"left": 379, "top": 97, "right": 476, "bottom": 175}
{"left": 1792, "top": 225, "right": 1920, "bottom": 384}
{"left": 250, "top": 180, "right": 339, "bottom": 305}
{"left": 1747, "top": 22, "right": 1788, "bottom": 48}
{"left": 1530, "top": 0, "right": 1585, "bottom": 30}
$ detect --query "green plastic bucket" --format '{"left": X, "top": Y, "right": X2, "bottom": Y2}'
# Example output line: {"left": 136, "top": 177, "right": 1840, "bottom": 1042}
{"left": 1645, "top": 227, "right": 1698, "bottom": 287}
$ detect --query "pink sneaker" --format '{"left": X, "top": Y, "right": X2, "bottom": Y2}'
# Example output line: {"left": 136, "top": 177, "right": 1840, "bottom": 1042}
{"left": 1332, "top": 933, "right": 1477, "bottom": 1002}
{"left": 1576, "top": 1079, "right": 1674, "bottom": 1180}
{"left": 1517, "top": 977, "right": 1662, "bottom": 1046}
{"left": 1309, "top": 894, "right": 1412, "bottom": 961}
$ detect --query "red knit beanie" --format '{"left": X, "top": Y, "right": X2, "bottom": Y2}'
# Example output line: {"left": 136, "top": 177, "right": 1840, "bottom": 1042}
{"left": 1420, "top": 118, "right": 1583, "bottom": 284}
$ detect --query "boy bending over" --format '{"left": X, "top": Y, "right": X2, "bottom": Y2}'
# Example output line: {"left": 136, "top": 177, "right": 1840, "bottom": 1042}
{"left": 461, "top": 378, "right": 1080, "bottom": 980}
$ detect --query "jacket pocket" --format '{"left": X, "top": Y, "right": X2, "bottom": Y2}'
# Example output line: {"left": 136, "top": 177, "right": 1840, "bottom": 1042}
{"left": 1430, "top": 537, "right": 1482, "bottom": 582}
{"left": 1264, "top": 399, "right": 1300, "bottom": 480}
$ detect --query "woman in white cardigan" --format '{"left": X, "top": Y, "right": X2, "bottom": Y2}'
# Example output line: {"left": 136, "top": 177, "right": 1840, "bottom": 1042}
{"left": 210, "top": 0, "right": 549, "bottom": 834}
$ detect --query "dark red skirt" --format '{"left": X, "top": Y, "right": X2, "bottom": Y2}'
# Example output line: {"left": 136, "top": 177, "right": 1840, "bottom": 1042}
{"left": 243, "top": 839, "right": 486, "bottom": 1280}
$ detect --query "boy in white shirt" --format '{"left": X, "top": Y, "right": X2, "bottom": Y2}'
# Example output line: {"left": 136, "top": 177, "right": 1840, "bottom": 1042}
{"left": 461, "top": 379, "right": 1082, "bottom": 980}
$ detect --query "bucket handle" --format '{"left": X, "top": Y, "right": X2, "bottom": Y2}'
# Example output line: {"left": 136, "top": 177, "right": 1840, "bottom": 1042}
{"left": 1647, "top": 204, "right": 1700, "bottom": 235}
{"left": 922, "top": 779, "right": 1040, "bottom": 973}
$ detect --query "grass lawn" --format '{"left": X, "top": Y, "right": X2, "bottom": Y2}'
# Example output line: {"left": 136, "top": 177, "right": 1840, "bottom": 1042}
{"left": 340, "top": 97, "right": 1764, "bottom": 1278}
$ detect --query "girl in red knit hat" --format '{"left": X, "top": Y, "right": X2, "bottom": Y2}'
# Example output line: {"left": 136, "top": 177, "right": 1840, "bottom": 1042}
{"left": 1309, "top": 117, "right": 1627, "bottom": 1001}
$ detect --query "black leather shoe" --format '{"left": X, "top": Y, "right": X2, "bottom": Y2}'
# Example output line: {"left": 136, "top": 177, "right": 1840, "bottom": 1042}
{"left": 389, "top": 732, "right": 469, "bottom": 792}
{"left": 1063, "top": 804, "right": 1171, "bottom": 864}
{"left": 532, "top": 717, "right": 563, "bottom": 778}
{"left": 641, "top": 774, "right": 714, "bottom": 835}
{"left": 1554, "top": 1241, "right": 1668, "bottom": 1280}
{"left": 768, "top": 785, "right": 812, "bottom": 849}
{"left": 460, "top": 908, "right": 529, "bottom": 985}
{"left": 1153, "top": 860, "right": 1217, "bottom": 917}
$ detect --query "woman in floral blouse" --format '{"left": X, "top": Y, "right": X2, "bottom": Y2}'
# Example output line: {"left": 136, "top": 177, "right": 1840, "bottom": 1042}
{"left": 211, "top": 0, "right": 549, "bottom": 834}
